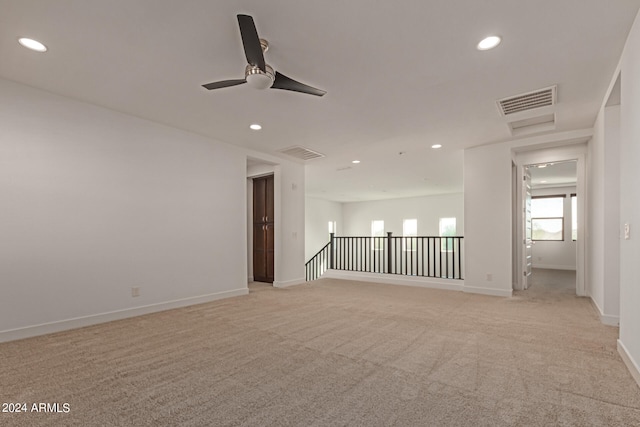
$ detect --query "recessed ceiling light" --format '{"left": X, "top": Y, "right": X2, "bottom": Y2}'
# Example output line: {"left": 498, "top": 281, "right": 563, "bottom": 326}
{"left": 431, "top": 144, "right": 442, "bottom": 149}
{"left": 540, "top": 180, "right": 548, "bottom": 183}
{"left": 352, "top": 160, "right": 361, "bottom": 164}
{"left": 477, "top": 36, "right": 501, "bottom": 51}
{"left": 18, "top": 37, "right": 47, "bottom": 52}
{"left": 538, "top": 164, "right": 547, "bottom": 168}
{"left": 249, "top": 124, "right": 262, "bottom": 130}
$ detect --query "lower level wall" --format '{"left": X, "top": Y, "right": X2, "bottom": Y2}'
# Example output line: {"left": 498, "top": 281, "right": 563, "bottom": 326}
{"left": 321, "top": 270, "right": 516, "bottom": 298}
{"left": 322, "top": 269, "right": 465, "bottom": 292}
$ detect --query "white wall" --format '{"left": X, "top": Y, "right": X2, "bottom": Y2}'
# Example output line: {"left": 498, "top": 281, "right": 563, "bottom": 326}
{"left": 305, "top": 197, "right": 343, "bottom": 260}
{"left": 464, "top": 143, "right": 513, "bottom": 297}
{"left": 603, "top": 106, "right": 621, "bottom": 319}
{"left": 588, "top": 103, "right": 621, "bottom": 324}
{"left": 616, "top": 9, "right": 640, "bottom": 385}
{"left": 341, "top": 193, "right": 464, "bottom": 237}
{"left": 588, "top": 109, "right": 606, "bottom": 312}
{"left": 273, "top": 162, "right": 306, "bottom": 287}
{"left": 0, "top": 78, "right": 305, "bottom": 341}
{"left": 531, "top": 186, "right": 577, "bottom": 270}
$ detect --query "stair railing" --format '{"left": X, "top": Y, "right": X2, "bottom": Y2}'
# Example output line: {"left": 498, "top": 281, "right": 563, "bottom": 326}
{"left": 306, "top": 233, "right": 463, "bottom": 282}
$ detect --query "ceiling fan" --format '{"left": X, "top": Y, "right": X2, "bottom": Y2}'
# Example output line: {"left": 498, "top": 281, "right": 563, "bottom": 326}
{"left": 202, "top": 14, "right": 326, "bottom": 97}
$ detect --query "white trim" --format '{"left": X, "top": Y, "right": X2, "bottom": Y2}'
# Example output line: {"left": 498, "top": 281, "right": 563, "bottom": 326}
{"left": 618, "top": 340, "right": 640, "bottom": 390}
{"left": 532, "top": 264, "right": 577, "bottom": 271}
{"left": 601, "top": 314, "right": 620, "bottom": 327}
{"left": 0, "top": 288, "right": 248, "bottom": 343}
{"left": 513, "top": 145, "right": 587, "bottom": 296}
{"left": 590, "top": 297, "right": 620, "bottom": 326}
{"left": 273, "top": 278, "right": 305, "bottom": 288}
{"left": 463, "top": 285, "right": 513, "bottom": 297}
{"left": 322, "top": 270, "right": 464, "bottom": 292}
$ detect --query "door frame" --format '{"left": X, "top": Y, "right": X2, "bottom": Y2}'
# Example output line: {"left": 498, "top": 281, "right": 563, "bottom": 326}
{"left": 513, "top": 145, "right": 587, "bottom": 296}
{"left": 246, "top": 162, "right": 278, "bottom": 284}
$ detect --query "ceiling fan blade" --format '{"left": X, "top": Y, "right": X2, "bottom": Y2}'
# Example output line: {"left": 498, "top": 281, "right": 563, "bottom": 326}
{"left": 202, "top": 79, "right": 246, "bottom": 90}
{"left": 271, "top": 72, "right": 326, "bottom": 97}
{"left": 237, "top": 14, "right": 265, "bottom": 72}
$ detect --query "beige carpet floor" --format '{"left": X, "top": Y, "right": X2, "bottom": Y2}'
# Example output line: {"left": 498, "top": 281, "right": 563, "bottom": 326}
{"left": 1, "top": 271, "right": 639, "bottom": 426}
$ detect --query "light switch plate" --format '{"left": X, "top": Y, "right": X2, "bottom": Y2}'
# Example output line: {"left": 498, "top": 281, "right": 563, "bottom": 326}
{"left": 624, "top": 223, "right": 631, "bottom": 240}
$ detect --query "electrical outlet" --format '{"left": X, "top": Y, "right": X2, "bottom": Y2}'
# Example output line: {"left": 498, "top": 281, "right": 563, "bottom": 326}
{"left": 486, "top": 273, "right": 493, "bottom": 281}
{"left": 131, "top": 287, "right": 140, "bottom": 297}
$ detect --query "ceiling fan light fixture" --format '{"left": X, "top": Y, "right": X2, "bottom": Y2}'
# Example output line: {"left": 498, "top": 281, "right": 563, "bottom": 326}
{"left": 245, "top": 64, "right": 274, "bottom": 89}
{"left": 246, "top": 73, "right": 272, "bottom": 89}
{"left": 477, "top": 35, "right": 501, "bottom": 51}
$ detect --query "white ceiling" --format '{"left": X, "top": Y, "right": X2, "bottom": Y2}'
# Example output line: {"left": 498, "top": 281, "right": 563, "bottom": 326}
{"left": 1, "top": 0, "right": 638, "bottom": 202}
{"left": 529, "top": 160, "right": 577, "bottom": 188}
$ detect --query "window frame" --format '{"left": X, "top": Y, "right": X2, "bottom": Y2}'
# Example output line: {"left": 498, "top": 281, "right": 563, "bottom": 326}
{"left": 402, "top": 218, "right": 418, "bottom": 252}
{"left": 371, "top": 220, "right": 385, "bottom": 251}
{"left": 531, "top": 195, "right": 566, "bottom": 242}
{"left": 571, "top": 193, "right": 577, "bottom": 241}
{"left": 439, "top": 217, "right": 457, "bottom": 252}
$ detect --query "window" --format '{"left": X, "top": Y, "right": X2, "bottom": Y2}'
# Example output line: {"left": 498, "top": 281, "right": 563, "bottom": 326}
{"left": 371, "top": 220, "right": 385, "bottom": 250}
{"left": 328, "top": 221, "right": 337, "bottom": 235}
{"left": 403, "top": 219, "right": 417, "bottom": 251}
{"left": 439, "top": 218, "right": 456, "bottom": 251}
{"left": 531, "top": 195, "right": 564, "bottom": 241}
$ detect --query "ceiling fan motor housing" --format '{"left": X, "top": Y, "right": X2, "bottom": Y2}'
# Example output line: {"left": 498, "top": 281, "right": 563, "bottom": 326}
{"left": 245, "top": 64, "right": 274, "bottom": 89}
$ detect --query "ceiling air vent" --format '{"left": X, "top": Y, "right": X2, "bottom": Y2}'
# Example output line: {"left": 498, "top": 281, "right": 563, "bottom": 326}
{"left": 497, "top": 85, "right": 556, "bottom": 116}
{"left": 278, "top": 145, "right": 325, "bottom": 161}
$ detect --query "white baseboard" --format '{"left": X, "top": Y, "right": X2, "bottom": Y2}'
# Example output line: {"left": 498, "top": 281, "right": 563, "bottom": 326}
{"left": 600, "top": 314, "right": 620, "bottom": 326}
{"left": 618, "top": 340, "right": 640, "bottom": 390}
{"left": 532, "top": 264, "right": 576, "bottom": 270}
{"left": 273, "top": 278, "right": 305, "bottom": 288}
{"left": 463, "top": 285, "right": 512, "bottom": 298}
{"left": 589, "top": 297, "right": 620, "bottom": 326}
{"left": 322, "top": 270, "right": 464, "bottom": 292}
{"left": 0, "top": 288, "right": 249, "bottom": 344}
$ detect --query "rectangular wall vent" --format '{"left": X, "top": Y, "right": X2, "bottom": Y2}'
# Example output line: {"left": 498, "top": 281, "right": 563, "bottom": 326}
{"left": 497, "top": 85, "right": 556, "bottom": 116}
{"left": 278, "top": 146, "right": 325, "bottom": 161}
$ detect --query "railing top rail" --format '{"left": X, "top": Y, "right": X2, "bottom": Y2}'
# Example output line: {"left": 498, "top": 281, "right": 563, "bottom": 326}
{"left": 332, "top": 235, "right": 464, "bottom": 239}
{"left": 304, "top": 241, "right": 332, "bottom": 267}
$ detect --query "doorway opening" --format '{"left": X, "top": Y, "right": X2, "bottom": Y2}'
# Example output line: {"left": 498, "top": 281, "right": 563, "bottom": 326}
{"left": 246, "top": 158, "right": 278, "bottom": 285}
{"left": 526, "top": 160, "right": 578, "bottom": 294}
{"left": 513, "top": 145, "right": 586, "bottom": 296}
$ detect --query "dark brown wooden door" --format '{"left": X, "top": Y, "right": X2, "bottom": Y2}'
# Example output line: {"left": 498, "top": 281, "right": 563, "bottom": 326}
{"left": 253, "top": 175, "right": 274, "bottom": 283}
